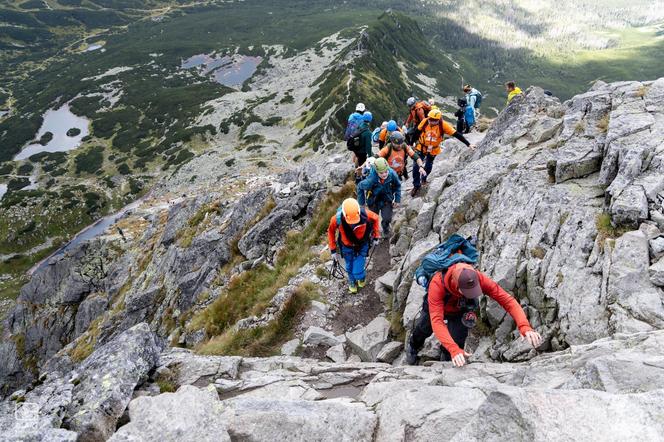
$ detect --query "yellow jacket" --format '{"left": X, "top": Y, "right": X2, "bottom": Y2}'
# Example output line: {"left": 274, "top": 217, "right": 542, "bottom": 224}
{"left": 507, "top": 87, "right": 523, "bottom": 104}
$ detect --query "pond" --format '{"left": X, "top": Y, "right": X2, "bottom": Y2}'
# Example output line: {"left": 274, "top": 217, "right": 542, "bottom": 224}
{"left": 85, "top": 44, "right": 103, "bottom": 52}
{"left": 14, "top": 104, "right": 90, "bottom": 161}
{"left": 181, "top": 53, "right": 262, "bottom": 88}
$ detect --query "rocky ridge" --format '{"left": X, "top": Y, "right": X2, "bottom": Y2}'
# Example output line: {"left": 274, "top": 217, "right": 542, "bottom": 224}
{"left": 1, "top": 79, "right": 664, "bottom": 439}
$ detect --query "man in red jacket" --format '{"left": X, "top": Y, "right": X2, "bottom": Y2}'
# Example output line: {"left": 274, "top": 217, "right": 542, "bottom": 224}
{"left": 406, "top": 263, "right": 542, "bottom": 366}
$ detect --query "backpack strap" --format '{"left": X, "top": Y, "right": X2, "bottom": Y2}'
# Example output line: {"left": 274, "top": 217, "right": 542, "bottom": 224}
{"left": 339, "top": 208, "right": 371, "bottom": 250}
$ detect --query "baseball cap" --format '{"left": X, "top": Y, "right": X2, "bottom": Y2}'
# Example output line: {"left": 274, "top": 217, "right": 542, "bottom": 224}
{"left": 455, "top": 264, "right": 482, "bottom": 299}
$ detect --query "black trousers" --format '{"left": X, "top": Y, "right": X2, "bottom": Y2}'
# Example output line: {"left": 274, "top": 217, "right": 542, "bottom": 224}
{"left": 410, "top": 295, "right": 469, "bottom": 361}
{"left": 369, "top": 202, "right": 393, "bottom": 235}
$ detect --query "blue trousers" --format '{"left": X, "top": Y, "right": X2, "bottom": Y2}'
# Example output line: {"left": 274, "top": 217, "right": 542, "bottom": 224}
{"left": 412, "top": 153, "right": 435, "bottom": 188}
{"left": 341, "top": 242, "right": 369, "bottom": 285}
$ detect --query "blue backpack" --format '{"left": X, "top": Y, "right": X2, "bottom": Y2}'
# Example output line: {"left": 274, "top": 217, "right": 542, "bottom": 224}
{"left": 371, "top": 127, "right": 382, "bottom": 143}
{"left": 469, "top": 91, "right": 482, "bottom": 109}
{"left": 414, "top": 234, "right": 479, "bottom": 286}
{"left": 344, "top": 113, "right": 364, "bottom": 141}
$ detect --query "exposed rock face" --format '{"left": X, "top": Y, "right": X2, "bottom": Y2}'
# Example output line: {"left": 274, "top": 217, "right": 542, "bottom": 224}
{"left": 0, "top": 323, "right": 160, "bottom": 441}
{"left": 12, "top": 329, "right": 662, "bottom": 440}
{"left": 0, "top": 155, "right": 350, "bottom": 391}
{"left": 389, "top": 80, "right": 664, "bottom": 362}
{"left": 1, "top": 79, "right": 664, "bottom": 440}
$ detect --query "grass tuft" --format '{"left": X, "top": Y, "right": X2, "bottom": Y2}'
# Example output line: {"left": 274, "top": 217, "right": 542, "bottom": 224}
{"left": 197, "top": 281, "right": 319, "bottom": 356}
{"left": 190, "top": 181, "right": 355, "bottom": 346}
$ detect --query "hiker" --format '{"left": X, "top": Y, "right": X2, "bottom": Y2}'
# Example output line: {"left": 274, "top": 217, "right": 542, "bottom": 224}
{"left": 375, "top": 131, "right": 426, "bottom": 181}
{"left": 410, "top": 109, "right": 475, "bottom": 196}
{"left": 505, "top": 81, "right": 523, "bottom": 104}
{"left": 372, "top": 121, "right": 388, "bottom": 146}
{"left": 405, "top": 235, "right": 542, "bottom": 366}
{"left": 463, "top": 85, "right": 482, "bottom": 118}
{"left": 377, "top": 120, "right": 402, "bottom": 149}
{"left": 454, "top": 98, "right": 473, "bottom": 134}
{"left": 357, "top": 157, "right": 401, "bottom": 236}
{"left": 345, "top": 111, "right": 373, "bottom": 181}
{"left": 328, "top": 198, "right": 380, "bottom": 294}
{"left": 404, "top": 97, "right": 431, "bottom": 145}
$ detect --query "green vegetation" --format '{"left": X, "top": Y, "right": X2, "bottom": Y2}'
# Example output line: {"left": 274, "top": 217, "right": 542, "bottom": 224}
{"left": 191, "top": 181, "right": 355, "bottom": 355}
{"left": 595, "top": 212, "right": 630, "bottom": 248}
{"left": 199, "top": 281, "right": 318, "bottom": 356}
{"left": 74, "top": 146, "right": 104, "bottom": 175}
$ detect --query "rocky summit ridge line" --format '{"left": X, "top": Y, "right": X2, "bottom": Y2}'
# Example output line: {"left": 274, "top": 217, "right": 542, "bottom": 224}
{"left": 1, "top": 78, "right": 664, "bottom": 440}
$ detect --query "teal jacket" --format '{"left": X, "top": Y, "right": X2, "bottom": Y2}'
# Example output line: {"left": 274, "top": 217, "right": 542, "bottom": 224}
{"left": 357, "top": 167, "right": 401, "bottom": 208}
{"left": 358, "top": 123, "right": 373, "bottom": 157}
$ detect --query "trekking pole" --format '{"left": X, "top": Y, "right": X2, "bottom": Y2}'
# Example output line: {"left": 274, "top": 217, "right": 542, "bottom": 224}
{"left": 364, "top": 241, "right": 377, "bottom": 271}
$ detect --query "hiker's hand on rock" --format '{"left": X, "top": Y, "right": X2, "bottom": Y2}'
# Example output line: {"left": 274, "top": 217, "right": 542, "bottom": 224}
{"left": 372, "top": 238, "right": 380, "bottom": 247}
{"left": 452, "top": 351, "right": 472, "bottom": 367}
{"left": 419, "top": 167, "right": 427, "bottom": 177}
{"left": 392, "top": 202, "right": 399, "bottom": 208}
{"left": 469, "top": 144, "right": 477, "bottom": 150}
{"left": 523, "top": 330, "right": 542, "bottom": 348}
{"left": 332, "top": 252, "right": 339, "bottom": 263}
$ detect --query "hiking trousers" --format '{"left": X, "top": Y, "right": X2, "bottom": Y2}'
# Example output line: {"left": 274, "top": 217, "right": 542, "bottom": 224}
{"left": 341, "top": 242, "right": 369, "bottom": 285}
{"left": 412, "top": 153, "right": 435, "bottom": 188}
{"left": 409, "top": 294, "right": 468, "bottom": 361}
{"left": 369, "top": 202, "right": 394, "bottom": 236}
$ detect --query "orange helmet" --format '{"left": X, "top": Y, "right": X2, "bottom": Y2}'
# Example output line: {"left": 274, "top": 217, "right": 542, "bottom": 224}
{"left": 341, "top": 198, "right": 361, "bottom": 224}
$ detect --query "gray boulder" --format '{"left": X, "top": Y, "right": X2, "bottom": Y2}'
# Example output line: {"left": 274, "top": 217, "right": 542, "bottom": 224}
{"left": 109, "top": 385, "right": 231, "bottom": 442}
{"left": 221, "top": 397, "right": 377, "bottom": 441}
{"left": 63, "top": 323, "right": 161, "bottom": 440}
{"left": 376, "top": 341, "right": 403, "bottom": 363}
{"left": 345, "top": 316, "right": 391, "bottom": 362}
{"left": 303, "top": 326, "right": 340, "bottom": 348}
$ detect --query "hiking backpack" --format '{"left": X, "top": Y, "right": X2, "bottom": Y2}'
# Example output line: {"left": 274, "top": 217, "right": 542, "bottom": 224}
{"left": 371, "top": 127, "right": 382, "bottom": 143}
{"left": 344, "top": 113, "right": 364, "bottom": 141}
{"left": 335, "top": 207, "right": 373, "bottom": 251}
{"left": 469, "top": 91, "right": 482, "bottom": 109}
{"left": 414, "top": 234, "right": 479, "bottom": 287}
{"left": 384, "top": 144, "right": 408, "bottom": 176}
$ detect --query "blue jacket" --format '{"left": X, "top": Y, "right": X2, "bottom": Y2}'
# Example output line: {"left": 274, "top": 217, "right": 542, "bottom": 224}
{"left": 357, "top": 167, "right": 401, "bottom": 208}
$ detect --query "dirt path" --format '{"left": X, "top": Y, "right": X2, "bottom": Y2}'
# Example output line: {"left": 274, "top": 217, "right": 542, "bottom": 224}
{"left": 327, "top": 239, "right": 392, "bottom": 335}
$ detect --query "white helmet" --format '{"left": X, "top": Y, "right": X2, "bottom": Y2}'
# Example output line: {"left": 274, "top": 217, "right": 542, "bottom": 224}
{"left": 355, "top": 102, "right": 366, "bottom": 112}
{"left": 406, "top": 97, "right": 416, "bottom": 107}
{"left": 381, "top": 121, "right": 388, "bottom": 128}
{"left": 366, "top": 157, "right": 376, "bottom": 168}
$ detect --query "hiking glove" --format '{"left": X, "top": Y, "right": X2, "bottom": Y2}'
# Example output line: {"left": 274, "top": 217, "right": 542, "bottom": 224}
{"left": 332, "top": 252, "right": 339, "bottom": 263}
{"left": 372, "top": 239, "right": 380, "bottom": 247}
{"left": 417, "top": 276, "right": 428, "bottom": 287}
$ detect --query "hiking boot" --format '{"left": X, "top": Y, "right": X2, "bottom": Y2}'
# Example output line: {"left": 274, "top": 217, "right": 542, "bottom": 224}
{"left": 357, "top": 279, "right": 366, "bottom": 288}
{"left": 405, "top": 342, "right": 419, "bottom": 366}
{"left": 348, "top": 284, "right": 358, "bottom": 294}
{"left": 410, "top": 186, "right": 420, "bottom": 197}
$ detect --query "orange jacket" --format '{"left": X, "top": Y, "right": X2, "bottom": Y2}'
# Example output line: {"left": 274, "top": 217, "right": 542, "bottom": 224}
{"left": 416, "top": 118, "right": 456, "bottom": 156}
{"left": 327, "top": 209, "right": 380, "bottom": 252}
{"left": 428, "top": 266, "right": 533, "bottom": 358}
{"left": 378, "top": 145, "right": 418, "bottom": 176}
{"left": 405, "top": 101, "right": 430, "bottom": 127}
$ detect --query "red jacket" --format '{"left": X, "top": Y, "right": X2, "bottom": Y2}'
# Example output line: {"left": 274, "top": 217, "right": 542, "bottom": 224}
{"left": 327, "top": 209, "right": 380, "bottom": 252}
{"left": 428, "top": 265, "right": 533, "bottom": 357}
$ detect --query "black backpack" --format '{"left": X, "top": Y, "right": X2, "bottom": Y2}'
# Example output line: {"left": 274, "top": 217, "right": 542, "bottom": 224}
{"left": 346, "top": 133, "right": 362, "bottom": 151}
